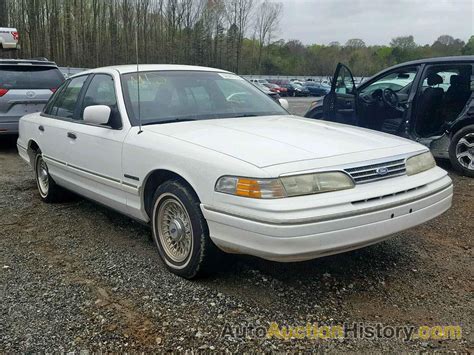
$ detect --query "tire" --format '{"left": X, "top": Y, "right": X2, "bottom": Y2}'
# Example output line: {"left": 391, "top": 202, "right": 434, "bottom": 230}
{"left": 34, "top": 151, "right": 67, "bottom": 202}
{"left": 151, "top": 180, "right": 221, "bottom": 279}
{"left": 449, "top": 125, "right": 474, "bottom": 177}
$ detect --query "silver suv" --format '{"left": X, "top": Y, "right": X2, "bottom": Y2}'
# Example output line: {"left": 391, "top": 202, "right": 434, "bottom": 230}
{"left": 0, "top": 59, "right": 64, "bottom": 135}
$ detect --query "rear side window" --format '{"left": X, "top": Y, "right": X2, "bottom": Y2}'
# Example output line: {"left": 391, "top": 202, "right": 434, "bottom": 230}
{"left": 0, "top": 65, "right": 64, "bottom": 90}
{"left": 48, "top": 75, "right": 88, "bottom": 119}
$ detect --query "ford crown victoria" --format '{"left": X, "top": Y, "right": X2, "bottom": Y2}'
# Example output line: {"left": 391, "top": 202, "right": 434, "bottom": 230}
{"left": 17, "top": 65, "right": 453, "bottom": 278}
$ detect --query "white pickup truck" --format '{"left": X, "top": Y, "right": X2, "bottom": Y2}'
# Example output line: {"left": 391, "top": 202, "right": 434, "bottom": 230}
{"left": 0, "top": 27, "right": 19, "bottom": 49}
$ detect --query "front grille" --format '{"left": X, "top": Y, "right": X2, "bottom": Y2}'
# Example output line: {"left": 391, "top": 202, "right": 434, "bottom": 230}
{"left": 345, "top": 159, "right": 406, "bottom": 184}
{"left": 351, "top": 185, "right": 425, "bottom": 205}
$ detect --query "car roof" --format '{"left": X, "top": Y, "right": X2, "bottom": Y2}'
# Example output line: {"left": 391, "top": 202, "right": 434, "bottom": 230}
{"left": 80, "top": 64, "right": 232, "bottom": 75}
{"left": 0, "top": 59, "right": 58, "bottom": 67}
{"left": 385, "top": 55, "right": 474, "bottom": 70}
{"left": 358, "top": 55, "right": 474, "bottom": 85}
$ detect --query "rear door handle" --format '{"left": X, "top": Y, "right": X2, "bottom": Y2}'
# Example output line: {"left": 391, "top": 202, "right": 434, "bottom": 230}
{"left": 67, "top": 132, "right": 77, "bottom": 140}
{"left": 38, "top": 125, "right": 44, "bottom": 132}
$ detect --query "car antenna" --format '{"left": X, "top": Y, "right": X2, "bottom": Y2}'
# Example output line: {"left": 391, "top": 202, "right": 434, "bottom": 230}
{"left": 135, "top": 18, "right": 142, "bottom": 134}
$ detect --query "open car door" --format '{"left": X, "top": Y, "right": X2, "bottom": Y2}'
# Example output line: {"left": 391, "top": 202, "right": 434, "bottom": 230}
{"left": 323, "top": 63, "right": 357, "bottom": 125}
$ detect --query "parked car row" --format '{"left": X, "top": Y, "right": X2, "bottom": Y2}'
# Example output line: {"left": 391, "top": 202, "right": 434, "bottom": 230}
{"left": 249, "top": 78, "right": 330, "bottom": 97}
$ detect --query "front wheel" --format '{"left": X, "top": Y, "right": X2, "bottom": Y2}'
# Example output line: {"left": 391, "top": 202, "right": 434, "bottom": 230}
{"left": 449, "top": 125, "right": 474, "bottom": 177}
{"left": 151, "top": 180, "right": 221, "bottom": 278}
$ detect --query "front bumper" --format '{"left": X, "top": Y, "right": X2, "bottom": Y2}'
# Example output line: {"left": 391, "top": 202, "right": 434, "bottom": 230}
{"left": 202, "top": 172, "right": 453, "bottom": 262}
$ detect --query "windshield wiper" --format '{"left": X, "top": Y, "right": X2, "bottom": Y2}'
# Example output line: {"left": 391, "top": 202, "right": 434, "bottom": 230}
{"left": 229, "top": 114, "right": 259, "bottom": 118}
{"left": 142, "top": 113, "right": 264, "bottom": 125}
{"left": 142, "top": 117, "right": 199, "bottom": 125}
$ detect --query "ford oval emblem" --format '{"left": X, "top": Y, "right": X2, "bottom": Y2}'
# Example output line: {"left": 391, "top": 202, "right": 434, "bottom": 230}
{"left": 376, "top": 167, "right": 389, "bottom": 176}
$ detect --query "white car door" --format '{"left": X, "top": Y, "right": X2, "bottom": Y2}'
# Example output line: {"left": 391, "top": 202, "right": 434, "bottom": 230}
{"left": 60, "top": 72, "right": 130, "bottom": 214}
{"left": 37, "top": 75, "right": 89, "bottom": 184}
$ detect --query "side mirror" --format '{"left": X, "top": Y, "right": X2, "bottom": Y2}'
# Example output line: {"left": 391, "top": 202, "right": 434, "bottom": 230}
{"left": 278, "top": 98, "right": 289, "bottom": 110}
{"left": 83, "top": 105, "right": 111, "bottom": 125}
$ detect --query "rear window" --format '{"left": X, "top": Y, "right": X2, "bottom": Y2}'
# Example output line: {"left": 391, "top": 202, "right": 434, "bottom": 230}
{"left": 0, "top": 65, "right": 64, "bottom": 90}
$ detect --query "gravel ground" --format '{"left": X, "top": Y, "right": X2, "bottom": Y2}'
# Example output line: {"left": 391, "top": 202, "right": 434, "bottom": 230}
{"left": 1, "top": 98, "right": 473, "bottom": 351}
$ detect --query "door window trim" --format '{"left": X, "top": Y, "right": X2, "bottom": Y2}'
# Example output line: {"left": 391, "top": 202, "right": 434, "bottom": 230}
{"left": 331, "top": 63, "right": 356, "bottom": 95}
{"left": 42, "top": 79, "right": 69, "bottom": 114}
{"left": 76, "top": 73, "right": 122, "bottom": 130}
{"left": 41, "top": 73, "right": 91, "bottom": 120}
{"left": 41, "top": 73, "right": 123, "bottom": 130}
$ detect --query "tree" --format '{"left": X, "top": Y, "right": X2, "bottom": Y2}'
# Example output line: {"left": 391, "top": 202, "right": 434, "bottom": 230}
{"left": 463, "top": 36, "right": 474, "bottom": 55}
{"left": 0, "top": 0, "right": 8, "bottom": 27}
{"left": 224, "top": 0, "right": 255, "bottom": 73}
{"left": 345, "top": 38, "right": 366, "bottom": 48}
{"left": 434, "top": 35, "right": 456, "bottom": 46}
{"left": 0, "top": 0, "right": 467, "bottom": 76}
{"left": 390, "top": 35, "right": 417, "bottom": 50}
{"left": 432, "top": 35, "right": 465, "bottom": 56}
{"left": 254, "top": 0, "right": 282, "bottom": 71}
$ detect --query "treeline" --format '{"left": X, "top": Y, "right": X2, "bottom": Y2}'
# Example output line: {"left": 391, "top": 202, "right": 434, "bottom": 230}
{"left": 266, "top": 35, "right": 474, "bottom": 77}
{"left": 0, "top": 0, "right": 472, "bottom": 76}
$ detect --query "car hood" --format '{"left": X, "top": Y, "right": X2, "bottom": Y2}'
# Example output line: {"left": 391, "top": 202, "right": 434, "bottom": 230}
{"left": 143, "top": 115, "right": 416, "bottom": 168}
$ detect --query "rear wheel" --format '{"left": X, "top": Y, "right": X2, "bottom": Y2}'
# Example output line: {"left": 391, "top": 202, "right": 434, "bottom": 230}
{"left": 449, "top": 125, "right": 474, "bottom": 177}
{"left": 34, "top": 152, "right": 66, "bottom": 202}
{"left": 151, "top": 180, "right": 221, "bottom": 278}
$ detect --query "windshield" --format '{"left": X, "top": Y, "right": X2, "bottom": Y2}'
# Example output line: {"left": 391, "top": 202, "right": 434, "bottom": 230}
{"left": 360, "top": 68, "right": 418, "bottom": 95}
{"left": 122, "top": 71, "right": 286, "bottom": 125}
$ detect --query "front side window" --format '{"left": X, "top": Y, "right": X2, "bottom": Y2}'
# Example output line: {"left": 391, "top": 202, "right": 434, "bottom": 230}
{"left": 334, "top": 65, "right": 355, "bottom": 94}
{"left": 121, "top": 71, "right": 287, "bottom": 125}
{"left": 79, "top": 74, "right": 120, "bottom": 127}
{"left": 47, "top": 75, "right": 88, "bottom": 118}
{"left": 80, "top": 74, "right": 117, "bottom": 116}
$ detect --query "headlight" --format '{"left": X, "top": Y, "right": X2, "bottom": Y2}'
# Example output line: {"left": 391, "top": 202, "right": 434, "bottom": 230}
{"left": 280, "top": 172, "right": 354, "bottom": 197}
{"left": 406, "top": 151, "right": 436, "bottom": 176}
{"left": 215, "top": 172, "right": 354, "bottom": 199}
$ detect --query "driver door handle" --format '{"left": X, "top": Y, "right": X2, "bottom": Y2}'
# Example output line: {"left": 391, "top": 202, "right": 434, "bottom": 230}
{"left": 38, "top": 125, "right": 44, "bottom": 132}
{"left": 67, "top": 132, "right": 77, "bottom": 140}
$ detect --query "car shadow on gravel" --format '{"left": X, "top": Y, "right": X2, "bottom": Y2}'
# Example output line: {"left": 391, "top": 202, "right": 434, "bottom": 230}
{"left": 197, "top": 235, "right": 421, "bottom": 313}
{"left": 212, "top": 235, "right": 414, "bottom": 281}
{"left": 73, "top": 194, "right": 415, "bottom": 290}
{"left": 0, "top": 135, "right": 18, "bottom": 152}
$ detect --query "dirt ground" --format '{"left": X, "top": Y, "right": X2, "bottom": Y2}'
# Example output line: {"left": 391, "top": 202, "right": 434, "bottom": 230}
{"left": 1, "top": 100, "right": 473, "bottom": 351}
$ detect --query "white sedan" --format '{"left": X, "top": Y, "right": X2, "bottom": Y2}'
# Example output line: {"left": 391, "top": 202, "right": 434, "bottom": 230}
{"left": 17, "top": 65, "right": 453, "bottom": 278}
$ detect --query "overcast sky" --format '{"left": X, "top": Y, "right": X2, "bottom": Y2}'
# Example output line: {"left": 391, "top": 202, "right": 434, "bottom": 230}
{"left": 270, "top": 0, "right": 473, "bottom": 46}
